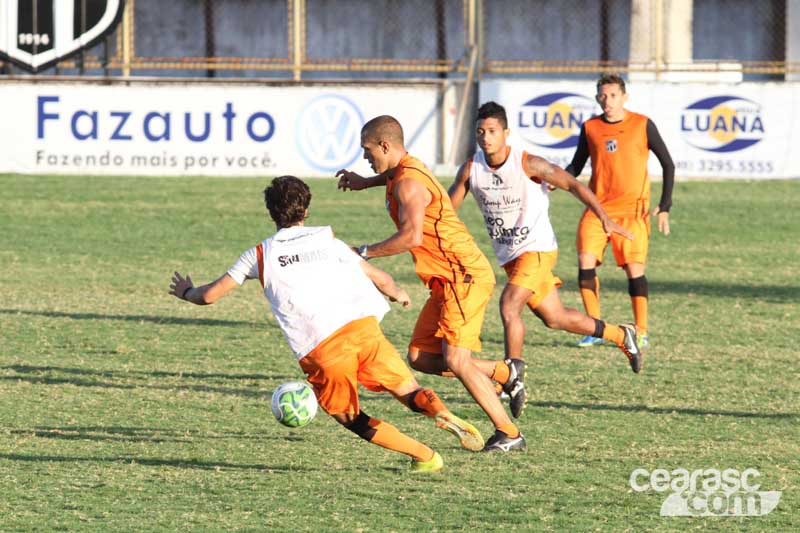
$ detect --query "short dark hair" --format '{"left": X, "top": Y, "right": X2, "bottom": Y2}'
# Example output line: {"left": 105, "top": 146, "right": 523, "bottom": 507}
{"left": 264, "top": 175, "right": 311, "bottom": 229}
{"left": 477, "top": 101, "right": 508, "bottom": 129}
{"left": 597, "top": 73, "right": 626, "bottom": 93}
{"left": 361, "top": 115, "right": 404, "bottom": 145}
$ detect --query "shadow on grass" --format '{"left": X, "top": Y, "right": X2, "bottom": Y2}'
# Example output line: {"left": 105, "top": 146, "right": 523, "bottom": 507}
{"left": 359, "top": 391, "right": 799, "bottom": 420}
{"left": 0, "top": 452, "right": 310, "bottom": 472}
{"left": 0, "top": 308, "right": 256, "bottom": 328}
{"left": 3, "top": 364, "right": 284, "bottom": 382}
{"left": 8, "top": 425, "right": 293, "bottom": 444}
{"left": 530, "top": 400, "right": 799, "bottom": 420}
{"left": 575, "top": 279, "right": 799, "bottom": 303}
{"left": 0, "top": 365, "right": 298, "bottom": 399}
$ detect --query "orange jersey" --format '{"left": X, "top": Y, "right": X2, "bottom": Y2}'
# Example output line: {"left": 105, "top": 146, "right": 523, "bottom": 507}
{"left": 386, "top": 153, "right": 495, "bottom": 287}
{"left": 584, "top": 111, "right": 651, "bottom": 218}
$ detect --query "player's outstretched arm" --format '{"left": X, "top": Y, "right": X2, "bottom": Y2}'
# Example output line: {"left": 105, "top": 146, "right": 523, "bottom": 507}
{"left": 525, "top": 155, "right": 633, "bottom": 241}
{"left": 359, "top": 260, "right": 411, "bottom": 307}
{"left": 335, "top": 169, "right": 388, "bottom": 191}
{"left": 169, "top": 271, "right": 238, "bottom": 305}
{"left": 447, "top": 161, "right": 472, "bottom": 210}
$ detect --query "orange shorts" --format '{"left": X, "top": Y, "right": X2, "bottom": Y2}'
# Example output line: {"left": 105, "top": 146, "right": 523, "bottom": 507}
{"left": 299, "top": 316, "right": 415, "bottom": 415}
{"left": 503, "top": 250, "right": 563, "bottom": 309}
{"left": 409, "top": 279, "right": 494, "bottom": 354}
{"left": 577, "top": 211, "right": 651, "bottom": 267}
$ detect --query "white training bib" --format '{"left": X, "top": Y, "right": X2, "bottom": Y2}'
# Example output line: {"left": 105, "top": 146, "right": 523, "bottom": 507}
{"left": 227, "top": 226, "right": 389, "bottom": 359}
{"left": 468, "top": 146, "right": 557, "bottom": 265}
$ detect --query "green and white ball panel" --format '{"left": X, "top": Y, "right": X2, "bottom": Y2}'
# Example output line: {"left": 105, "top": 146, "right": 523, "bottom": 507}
{"left": 271, "top": 381, "right": 318, "bottom": 428}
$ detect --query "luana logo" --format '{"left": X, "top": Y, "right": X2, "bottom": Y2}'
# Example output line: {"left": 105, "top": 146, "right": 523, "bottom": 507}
{"left": 680, "top": 96, "right": 765, "bottom": 153}
{"left": 516, "top": 92, "right": 596, "bottom": 149}
{"left": 0, "top": 0, "right": 125, "bottom": 73}
{"left": 296, "top": 94, "right": 364, "bottom": 172}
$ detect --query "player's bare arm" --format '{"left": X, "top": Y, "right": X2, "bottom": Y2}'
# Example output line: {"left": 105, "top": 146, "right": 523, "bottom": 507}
{"left": 447, "top": 161, "right": 472, "bottom": 210}
{"left": 524, "top": 154, "right": 633, "bottom": 241}
{"left": 359, "top": 260, "right": 411, "bottom": 308}
{"left": 335, "top": 168, "right": 389, "bottom": 191}
{"left": 170, "top": 271, "right": 238, "bottom": 305}
{"left": 360, "top": 178, "right": 430, "bottom": 259}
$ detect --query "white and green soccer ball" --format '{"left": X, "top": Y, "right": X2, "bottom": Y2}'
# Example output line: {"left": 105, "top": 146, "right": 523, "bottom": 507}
{"left": 271, "top": 381, "right": 318, "bottom": 428}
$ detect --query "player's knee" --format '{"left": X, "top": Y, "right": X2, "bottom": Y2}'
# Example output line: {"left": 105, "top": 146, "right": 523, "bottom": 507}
{"left": 406, "top": 350, "right": 422, "bottom": 370}
{"left": 342, "top": 411, "right": 376, "bottom": 441}
{"left": 578, "top": 268, "right": 597, "bottom": 291}
{"left": 443, "top": 350, "right": 469, "bottom": 374}
{"left": 628, "top": 275, "right": 648, "bottom": 298}
{"left": 499, "top": 297, "right": 525, "bottom": 325}
{"left": 499, "top": 303, "right": 516, "bottom": 325}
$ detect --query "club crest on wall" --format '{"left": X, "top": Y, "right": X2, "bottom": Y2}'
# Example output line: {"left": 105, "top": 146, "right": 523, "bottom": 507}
{"left": 0, "top": 0, "right": 125, "bottom": 73}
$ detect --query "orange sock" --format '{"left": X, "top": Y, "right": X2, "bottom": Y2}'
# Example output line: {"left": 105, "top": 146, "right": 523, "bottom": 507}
{"left": 497, "top": 423, "right": 520, "bottom": 439}
{"left": 632, "top": 296, "right": 648, "bottom": 335}
{"left": 368, "top": 418, "right": 434, "bottom": 461}
{"left": 601, "top": 323, "right": 625, "bottom": 345}
{"left": 490, "top": 361, "right": 510, "bottom": 384}
{"left": 407, "top": 388, "right": 447, "bottom": 418}
{"left": 580, "top": 276, "right": 601, "bottom": 319}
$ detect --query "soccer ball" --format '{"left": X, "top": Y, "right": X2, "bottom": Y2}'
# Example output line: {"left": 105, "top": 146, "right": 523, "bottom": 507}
{"left": 271, "top": 381, "right": 318, "bottom": 428}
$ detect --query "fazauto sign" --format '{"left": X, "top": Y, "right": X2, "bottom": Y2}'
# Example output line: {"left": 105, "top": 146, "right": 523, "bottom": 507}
{"left": 0, "top": 82, "right": 440, "bottom": 177}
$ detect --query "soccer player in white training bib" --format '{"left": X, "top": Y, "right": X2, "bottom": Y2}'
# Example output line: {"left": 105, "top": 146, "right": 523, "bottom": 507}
{"left": 448, "top": 102, "right": 644, "bottom": 417}
{"left": 169, "top": 176, "right": 484, "bottom": 473}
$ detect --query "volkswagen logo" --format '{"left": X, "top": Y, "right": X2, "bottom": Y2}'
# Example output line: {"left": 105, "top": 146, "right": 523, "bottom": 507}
{"left": 296, "top": 94, "right": 364, "bottom": 173}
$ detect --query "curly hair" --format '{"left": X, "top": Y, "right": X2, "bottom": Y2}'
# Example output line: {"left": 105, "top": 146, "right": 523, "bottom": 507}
{"left": 264, "top": 175, "right": 311, "bottom": 229}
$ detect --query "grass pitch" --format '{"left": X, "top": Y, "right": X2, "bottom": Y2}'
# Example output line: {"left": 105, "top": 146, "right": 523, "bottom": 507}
{"left": 0, "top": 175, "right": 797, "bottom": 531}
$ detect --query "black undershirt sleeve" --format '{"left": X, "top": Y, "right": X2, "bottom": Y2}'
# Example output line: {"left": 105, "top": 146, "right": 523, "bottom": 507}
{"left": 565, "top": 125, "right": 589, "bottom": 177}
{"left": 646, "top": 118, "right": 675, "bottom": 213}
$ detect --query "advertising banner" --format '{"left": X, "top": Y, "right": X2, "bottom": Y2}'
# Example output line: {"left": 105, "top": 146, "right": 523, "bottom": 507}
{"left": 480, "top": 80, "right": 800, "bottom": 179}
{"left": 0, "top": 82, "right": 440, "bottom": 177}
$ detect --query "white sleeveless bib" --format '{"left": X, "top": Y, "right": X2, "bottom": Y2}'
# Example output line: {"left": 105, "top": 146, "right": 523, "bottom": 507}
{"left": 469, "top": 146, "right": 557, "bottom": 265}
{"left": 230, "top": 226, "right": 389, "bottom": 359}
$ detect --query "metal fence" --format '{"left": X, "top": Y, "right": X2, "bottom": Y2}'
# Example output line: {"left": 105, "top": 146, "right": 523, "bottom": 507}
{"left": 0, "top": 0, "right": 796, "bottom": 79}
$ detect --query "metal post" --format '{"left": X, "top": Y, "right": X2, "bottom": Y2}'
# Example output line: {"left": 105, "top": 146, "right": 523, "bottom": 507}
{"left": 436, "top": 0, "right": 447, "bottom": 79}
{"left": 204, "top": 0, "right": 215, "bottom": 78}
{"left": 79, "top": 0, "right": 87, "bottom": 75}
{"left": 121, "top": 0, "right": 132, "bottom": 76}
{"left": 447, "top": 45, "right": 478, "bottom": 166}
{"left": 600, "top": 0, "right": 610, "bottom": 64}
{"left": 292, "top": 0, "right": 304, "bottom": 81}
{"left": 104, "top": 36, "right": 110, "bottom": 77}
{"left": 475, "top": 0, "right": 483, "bottom": 80}
{"left": 654, "top": 0, "right": 664, "bottom": 80}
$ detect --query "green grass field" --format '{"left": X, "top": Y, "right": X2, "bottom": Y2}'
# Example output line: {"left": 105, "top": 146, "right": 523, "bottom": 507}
{"left": 0, "top": 175, "right": 797, "bottom": 531}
